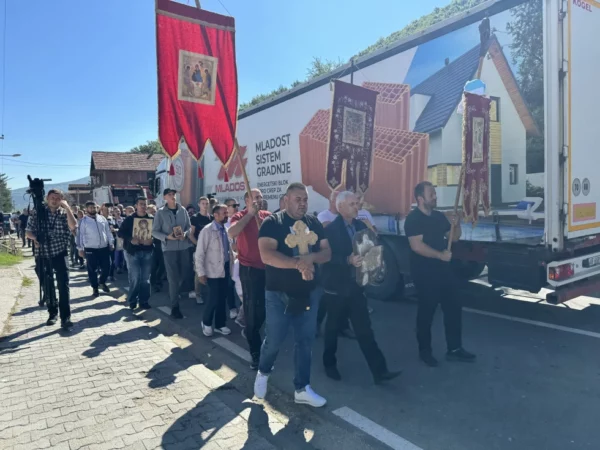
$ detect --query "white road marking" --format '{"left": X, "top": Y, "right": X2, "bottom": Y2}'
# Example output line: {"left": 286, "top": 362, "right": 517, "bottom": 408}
{"left": 158, "top": 306, "right": 172, "bottom": 315}
{"left": 213, "top": 337, "right": 252, "bottom": 363}
{"left": 332, "top": 407, "right": 423, "bottom": 450}
{"left": 464, "top": 307, "right": 600, "bottom": 339}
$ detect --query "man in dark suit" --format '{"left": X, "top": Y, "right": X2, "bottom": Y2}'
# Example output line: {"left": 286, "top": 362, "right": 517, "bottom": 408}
{"left": 321, "top": 191, "right": 401, "bottom": 384}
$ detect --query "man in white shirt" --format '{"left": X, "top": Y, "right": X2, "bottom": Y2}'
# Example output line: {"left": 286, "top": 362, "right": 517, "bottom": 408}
{"left": 317, "top": 191, "right": 339, "bottom": 227}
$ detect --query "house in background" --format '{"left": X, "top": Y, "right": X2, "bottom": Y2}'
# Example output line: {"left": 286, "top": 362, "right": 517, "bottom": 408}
{"left": 90, "top": 152, "right": 163, "bottom": 188}
{"left": 67, "top": 183, "right": 92, "bottom": 205}
{"left": 409, "top": 35, "right": 540, "bottom": 208}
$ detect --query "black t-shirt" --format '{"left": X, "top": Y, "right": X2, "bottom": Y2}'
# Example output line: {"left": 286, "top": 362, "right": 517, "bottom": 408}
{"left": 259, "top": 211, "right": 325, "bottom": 297}
{"left": 404, "top": 208, "right": 451, "bottom": 276}
{"left": 191, "top": 213, "right": 212, "bottom": 240}
{"left": 19, "top": 214, "right": 28, "bottom": 229}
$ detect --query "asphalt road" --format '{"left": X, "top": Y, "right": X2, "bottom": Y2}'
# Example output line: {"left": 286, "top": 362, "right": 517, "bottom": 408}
{"left": 93, "top": 266, "right": 600, "bottom": 450}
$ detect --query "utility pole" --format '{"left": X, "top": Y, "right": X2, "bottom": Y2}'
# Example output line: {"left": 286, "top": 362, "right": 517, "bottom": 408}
{"left": 195, "top": 0, "right": 201, "bottom": 8}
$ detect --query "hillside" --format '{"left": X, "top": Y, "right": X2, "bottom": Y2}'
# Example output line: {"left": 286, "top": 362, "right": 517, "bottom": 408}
{"left": 11, "top": 176, "right": 90, "bottom": 211}
{"left": 239, "top": 0, "right": 488, "bottom": 111}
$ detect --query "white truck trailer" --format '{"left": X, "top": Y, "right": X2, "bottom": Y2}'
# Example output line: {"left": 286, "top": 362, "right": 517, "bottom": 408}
{"left": 160, "top": 0, "right": 600, "bottom": 304}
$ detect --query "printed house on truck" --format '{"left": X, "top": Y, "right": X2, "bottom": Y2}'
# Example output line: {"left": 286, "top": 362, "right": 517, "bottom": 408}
{"left": 410, "top": 35, "right": 541, "bottom": 208}
{"left": 300, "top": 82, "right": 429, "bottom": 216}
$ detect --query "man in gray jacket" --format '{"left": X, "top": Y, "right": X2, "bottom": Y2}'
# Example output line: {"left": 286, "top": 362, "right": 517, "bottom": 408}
{"left": 152, "top": 189, "right": 192, "bottom": 319}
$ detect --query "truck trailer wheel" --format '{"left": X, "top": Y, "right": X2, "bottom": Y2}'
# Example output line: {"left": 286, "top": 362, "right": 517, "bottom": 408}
{"left": 365, "top": 243, "right": 403, "bottom": 301}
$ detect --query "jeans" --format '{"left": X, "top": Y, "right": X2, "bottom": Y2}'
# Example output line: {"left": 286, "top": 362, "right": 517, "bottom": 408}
{"left": 114, "top": 250, "right": 124, "bottom": 271}
{"left": 259, "top": 288, "right": 321, "bottom": 391}
{"left": 163, "top": 249, "right": 192, "bottom": 309}
{"left": 413, "top": 270, "right": 462, "bottom": 353}
{"left": 239, "top": 265, "right": 266, "bottom": 361}
{"left": 85, "top": 247, "right": 111, "bottom": 289}
{"left": 35, "top": 254, "right": 71, "bottom": 321}
{"left": 322, "top": 291, "right": 387, "bottom": 378}
{"left": 124, "top": 251, "right": 152, "bottom": 307}
{"left": 151, "top": 240, "right": 165, "bottom": 288}
{"left": 203, "top": 264, "right": 230, "bottom": 328}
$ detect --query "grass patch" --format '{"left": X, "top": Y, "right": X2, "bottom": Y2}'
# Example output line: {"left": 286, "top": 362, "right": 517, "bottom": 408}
{"left": 22, "top": 276, "right": 33, "bottom": 287}
{"left": 0, "top": 253, "right": 22, "bottom": 267}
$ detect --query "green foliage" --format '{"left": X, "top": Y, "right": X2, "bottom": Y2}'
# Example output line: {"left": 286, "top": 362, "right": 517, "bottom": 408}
{"left": 526, "top": 180, "right": 544, "bottom": 198}
{"left": 239, "top": 0, "right": 489, "bottom": 112}
{"left": 130, "top": 140, "right": 164, "bottom": 156}
{"left": 0, "top": 173, "right": 12, "bottom": 212}
{"left": 506, "top": 0, "right": 544, "bottom": 174}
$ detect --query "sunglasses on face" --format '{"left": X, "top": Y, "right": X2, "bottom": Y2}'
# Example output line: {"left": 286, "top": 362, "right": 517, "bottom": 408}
{"left": 228, "top": 204, "right": 239, "bottom": 208}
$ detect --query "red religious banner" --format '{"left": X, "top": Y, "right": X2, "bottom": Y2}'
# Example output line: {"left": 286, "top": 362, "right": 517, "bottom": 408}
{"left": 156, "top": 0, "right": 238, "bottom": 167}
{"left": 462, "top": 92, "right": 491, "bottom": 223}
{"left": 326, "top": 80, "right": 378, "bottom": 193}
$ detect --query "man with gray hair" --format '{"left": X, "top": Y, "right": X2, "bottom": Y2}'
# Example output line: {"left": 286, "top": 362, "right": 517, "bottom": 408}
{"left": 321, "top": 191, "right": 400, "bottom": 383}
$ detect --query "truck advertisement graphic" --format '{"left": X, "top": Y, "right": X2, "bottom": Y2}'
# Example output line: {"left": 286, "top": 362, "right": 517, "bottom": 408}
{"left": 204, "top": 0, "right": 545, "bottom": 231}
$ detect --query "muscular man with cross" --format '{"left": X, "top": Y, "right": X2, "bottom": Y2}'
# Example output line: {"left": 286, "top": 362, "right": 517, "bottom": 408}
{"left": 255, "top": 182, "right": 331, "bottom": 407}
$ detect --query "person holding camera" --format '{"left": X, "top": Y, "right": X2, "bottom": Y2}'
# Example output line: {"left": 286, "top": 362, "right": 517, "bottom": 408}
{"left": 152, "top": 188, "right": 192, "bottom": 319}
{"left": 77, "top": 201, "right": 114, "bottom": 298}
{"left": 26, "top": 189, "right": 77, "bottom": 329}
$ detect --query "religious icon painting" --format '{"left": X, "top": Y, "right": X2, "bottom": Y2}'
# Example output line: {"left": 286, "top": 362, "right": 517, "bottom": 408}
{"left": 172, "top": 226, "right": 184, "bottom": 239}
{"left": 342, "top": 107, "right": 367, "bottom": 147}
{"left": 472, "top": 116, "right": 485, "bottom": 163}
{"left": 178, "top": 50, "right": 218, "bottom": 106}
{"left": 133, "top": 218, "right": 153, "bottom": 241}
{"left": 352, "top": 228, "right": 384, "bottom": 287}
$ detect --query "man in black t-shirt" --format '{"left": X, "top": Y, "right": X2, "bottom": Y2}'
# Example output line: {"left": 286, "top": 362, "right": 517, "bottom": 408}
{"left": 405, "top": 181, "right": 476, "bottom": 367}
{"left": 255, "top": 182, "right": 331, "bottom": 408}
{"left": 189, "top": 196, "right": 212, "bottom": 304}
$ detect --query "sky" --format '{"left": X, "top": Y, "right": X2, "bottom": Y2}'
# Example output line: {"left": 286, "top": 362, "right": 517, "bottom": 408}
{"left": 0, "top": 0, "right": 463, "bottom": 189}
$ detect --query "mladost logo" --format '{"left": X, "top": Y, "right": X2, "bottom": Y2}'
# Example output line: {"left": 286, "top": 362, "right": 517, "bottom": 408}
{"left": 215, "top": 145, "right": 247, "bottom": 193}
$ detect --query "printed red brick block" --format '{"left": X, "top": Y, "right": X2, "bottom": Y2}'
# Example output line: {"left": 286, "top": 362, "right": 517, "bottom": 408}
{"left": 363, "top": 82, "right": 410, "bottom": 131}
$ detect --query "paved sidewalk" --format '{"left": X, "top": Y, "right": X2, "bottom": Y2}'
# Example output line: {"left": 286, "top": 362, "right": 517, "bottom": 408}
{"left": 0, "top": 261, "right": 284, "bottom": 450}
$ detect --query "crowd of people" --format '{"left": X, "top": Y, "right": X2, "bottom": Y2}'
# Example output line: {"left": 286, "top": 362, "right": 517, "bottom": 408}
{"left": 24, "top": 180, "right": 475, "bottom": 408}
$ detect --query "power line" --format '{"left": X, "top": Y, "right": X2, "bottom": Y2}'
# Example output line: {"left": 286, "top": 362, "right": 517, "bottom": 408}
{"left": 0, "top": 158, "right": 89, "bottom": 168}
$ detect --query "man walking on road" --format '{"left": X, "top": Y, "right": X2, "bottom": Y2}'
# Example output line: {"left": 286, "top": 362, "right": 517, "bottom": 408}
{"left": 254, "top": 182, "right": 331, "bottom": 407}
{"left": 405, "top": 181, "right": 476, "bottom": 367}
{"left": 195, "top": 204, "right": 232, "bottom": 337}
{"left": 228, "top": 188, "right": 271, "bottom": 370}
{"left": 77, "top": 201, "right": 114, "bottom": 298}
{"left": 118, "top": 197, "right": 154, "bottom": 310}
{"left": 26, "top": 189, "right": 77, "bottom": 329}
{"left": 322, "top": 191, "right": 401, "bottom": 383}
{"left": 189, "top": 196, "right": 212, "bottom": 304}
{"left": 152, "top": 188, "right": 192, "bottom": 319}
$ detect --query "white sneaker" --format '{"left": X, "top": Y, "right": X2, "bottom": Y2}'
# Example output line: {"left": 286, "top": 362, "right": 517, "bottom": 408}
{"left": 254, "top": 371, "right": 269, "bottom": 399}
{"left": 196, "top": 297, "right": 205, "bottom": 305}
{"left": 202, "top": 323, "right": 213, "bottom": 337}
{"left": 294, "top": 385, "right": 327, "bottom": 408}
{"left": 229, "top": 308, "right": 238, "bottom": 319}
{"left": 189, "top": 292, "right": 196, "bottom": 299}
{"left": 214, "top": 326, "right": 231, "bottom": 336}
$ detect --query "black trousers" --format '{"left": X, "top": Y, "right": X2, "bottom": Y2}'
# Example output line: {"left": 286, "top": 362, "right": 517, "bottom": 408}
{"left": 35, "top": 254, "right": 71, "bottom": 321}
{"left": 21, "top": 229, "right": 31, "bottom": 247}
{"left": 85, "top": 247, "right": 111, "bottom": 289}
{"left": 317, "top": 292, "right": 351, "bottom": 332}
{"left": 413, "top": 271, "right": 462, "bottom": 353}
{"left": 203, "top": 264, "right": 230, "bottom": 329}
{"left": 322, "top": 291, "right": 387, "bottom": 377}
{"left": 239, "top": 265, "right": 266, "bottom": 360}
{"left": 151, "top": 241, "right": 166, "bottom": 288}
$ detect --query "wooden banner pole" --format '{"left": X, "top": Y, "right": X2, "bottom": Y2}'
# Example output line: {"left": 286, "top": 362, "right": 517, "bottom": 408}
{"left": 235, "top": 138, "right": 260, "bottom": 226}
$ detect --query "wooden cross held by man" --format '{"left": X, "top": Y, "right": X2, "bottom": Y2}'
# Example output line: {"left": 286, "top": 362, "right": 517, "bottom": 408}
{"left": 285, "top": 221, "right": 318, "bottom": 255}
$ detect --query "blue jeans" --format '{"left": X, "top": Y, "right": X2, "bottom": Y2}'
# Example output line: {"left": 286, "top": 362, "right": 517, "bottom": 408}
{"left": 124, "top": 251, "right": 152, "bottom": 306}
{"left": 258, "top": 288, "right": 322, "bottom": 391}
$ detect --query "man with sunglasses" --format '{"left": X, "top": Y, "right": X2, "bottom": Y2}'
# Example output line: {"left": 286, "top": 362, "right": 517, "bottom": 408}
{"left": 224, "top": 198, "right": 242, "bottom": 321}
{"left": 228, "top": 189, "right": 271, "bottom": 370}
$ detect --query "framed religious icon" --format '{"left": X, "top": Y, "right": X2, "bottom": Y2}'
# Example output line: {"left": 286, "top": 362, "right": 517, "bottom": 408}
{"left": 133, "top": 218, "right": 153, "bottom": 241}
{"left": 172, "top": 226, "right": 184, "bottom": 239}
{"left": 352, "top": 228, "right": 384, "bottom": 287}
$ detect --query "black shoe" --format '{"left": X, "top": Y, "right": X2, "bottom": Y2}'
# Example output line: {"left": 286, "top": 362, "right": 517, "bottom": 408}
{"left": 325, "top": 366, "right": 342, "bottom": 381}
{"left": 420, "top": 352, "right": 439, "bottom": 367}
{"left": 374, "top": 370, "right": 402, "bottom": 385}
{"left": 100, "top": 283, "right": 110, "bottom": 293}
{"left": 61, "top": 319, "right": 74, "bottom": 329}
{"left": 129, "top": 303, "right": 137, "bottom": 310}
{"left": 93, "top": 288, "right": 100, "bottom": 298}
{"left": 46, "top": 315, "right": 58, "bottom": 326}
{"left": 140, "top": 303, "right": 151, "bottom": 310}
{"left": 38, "top": 299, "right": 45, "bottom": 307}
{"left": 171, "top": 307, "right": 183, "bottom": 319}
{"left": 339, "top": 328, "right": 356, "bottom": 340}
{"left": 446, "top": 348, "right": 476, "bottom": 362}
{"left": 250, "top": 357, "right": 260, "bottom": 371}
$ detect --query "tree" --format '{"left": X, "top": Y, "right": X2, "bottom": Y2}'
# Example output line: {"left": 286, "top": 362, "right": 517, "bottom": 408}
{"left": 0, "top": 173, "right": 12, "bottom": 212}
{"left": 506, "top": 0, "right": 544, "bottom": 174}
{"left": 306, "top": 57, "right": 344, "bottom": 79}
{"left": 130, "top": 140, "right": 164, "bottom": 156}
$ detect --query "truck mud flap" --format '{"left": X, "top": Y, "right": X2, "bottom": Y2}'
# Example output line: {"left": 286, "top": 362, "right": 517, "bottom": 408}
{"left": 487, "top": 245, "right": 546, "bottom": 293}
